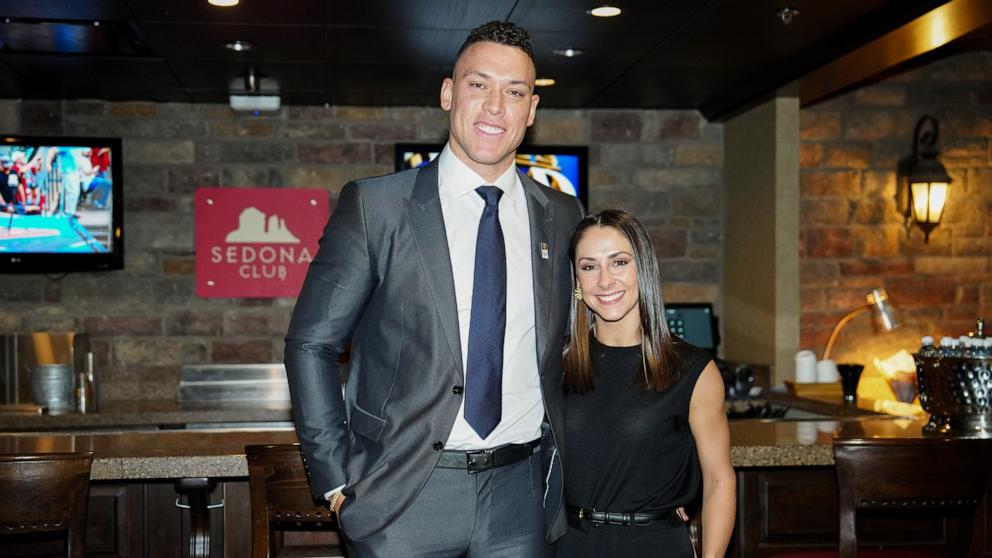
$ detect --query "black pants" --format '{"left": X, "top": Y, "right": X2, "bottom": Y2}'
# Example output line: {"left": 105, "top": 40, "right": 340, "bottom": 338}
{"left": 555, "top": 518, "right": 694, "bottom": 557}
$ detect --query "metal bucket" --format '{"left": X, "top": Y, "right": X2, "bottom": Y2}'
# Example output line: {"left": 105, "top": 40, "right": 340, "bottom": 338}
{"left": 29, "top": 363, "right": 75, "bottom": 415}
{"left": 915, "top": 354, "right": 992, "bottom": 436}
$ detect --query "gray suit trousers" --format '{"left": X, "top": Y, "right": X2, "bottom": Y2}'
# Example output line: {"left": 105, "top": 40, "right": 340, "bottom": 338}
{"left": 343, "top": 453, "right": 550, "bottom": 558}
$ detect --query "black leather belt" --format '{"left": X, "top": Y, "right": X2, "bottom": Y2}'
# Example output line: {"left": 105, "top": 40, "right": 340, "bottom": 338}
{"left": 436, "top": 440, "right": 539, "bottom": 473}
{"left": 566, "top": 505, "right": 684, "bottom": 528}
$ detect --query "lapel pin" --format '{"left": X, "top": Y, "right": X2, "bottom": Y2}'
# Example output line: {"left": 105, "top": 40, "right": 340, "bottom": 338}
{"left": 540, "top": 242, "right": 549, "bottom": 260}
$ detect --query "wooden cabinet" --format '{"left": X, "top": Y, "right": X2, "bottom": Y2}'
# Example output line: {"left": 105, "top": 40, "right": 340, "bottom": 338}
{"left": 84, "top": 483, "right": 144, "bottom": 557}
{"left": 1, "top": 480, "right": 252, "bottom": 558}
{"left": 732, "top": 467, "right": 967, "bottom": 557}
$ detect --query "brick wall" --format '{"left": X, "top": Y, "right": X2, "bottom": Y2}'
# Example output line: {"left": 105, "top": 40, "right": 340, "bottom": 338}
{"left": 799, "top": 51, "right": 992, "bottom": 365}
{"left": 0, "top": 100, "right": 723, "bottom": 403}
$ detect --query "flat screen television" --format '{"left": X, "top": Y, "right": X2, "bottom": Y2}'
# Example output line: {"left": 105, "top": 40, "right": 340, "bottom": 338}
{"left": 0, "top": 135, "right": 123, "bottom": 273}
{"left": 665, "top": 302, "right": 720, "bottom": 357}
{"left": 395, "top": 143, "right": 588, "bottom": 208}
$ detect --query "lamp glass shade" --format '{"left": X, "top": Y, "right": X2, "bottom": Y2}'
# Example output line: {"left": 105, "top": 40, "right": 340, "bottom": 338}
{"left": 867, "top": 288, "right": 899, "bottom": 332}
{"left": 911, "top": 181, "right": 948, "bottom": 224}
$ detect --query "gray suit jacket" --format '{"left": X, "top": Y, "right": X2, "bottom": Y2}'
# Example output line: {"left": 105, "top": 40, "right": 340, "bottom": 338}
{"left": 285, "top": 157, "right": 583, "bottom": 542}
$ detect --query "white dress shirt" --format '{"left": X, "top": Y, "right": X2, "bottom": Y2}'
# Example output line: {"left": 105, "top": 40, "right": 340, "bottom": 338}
{"left": 437, "top": 144, "right": 542, "bottom": 450}
{"left": 325, "top": 146, "right": 542, "bottom": 499}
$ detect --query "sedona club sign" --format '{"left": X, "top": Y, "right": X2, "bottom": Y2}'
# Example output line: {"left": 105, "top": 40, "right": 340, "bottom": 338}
{"left": 195, "top": 187, "right": 328, "bottom": 298}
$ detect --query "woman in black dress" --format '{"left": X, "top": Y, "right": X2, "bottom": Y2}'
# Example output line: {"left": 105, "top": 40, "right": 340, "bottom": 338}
{"left": 557, "top": 209, "right": 735, "bottom": 557}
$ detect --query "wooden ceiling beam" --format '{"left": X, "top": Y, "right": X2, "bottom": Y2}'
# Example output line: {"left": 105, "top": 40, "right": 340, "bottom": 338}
{"left": 800, "top": 0, "right": 992, "bottom": 106}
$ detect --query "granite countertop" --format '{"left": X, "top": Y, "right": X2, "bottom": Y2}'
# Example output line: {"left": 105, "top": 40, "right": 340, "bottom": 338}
{"left": 0, "top": 415, "right": 930, "bottom": 480}
{"left": 0, "top": 400, "right": 294, "bottom": 432}
{"left": 728, "top": 415, "right": 926, "bottom": 467}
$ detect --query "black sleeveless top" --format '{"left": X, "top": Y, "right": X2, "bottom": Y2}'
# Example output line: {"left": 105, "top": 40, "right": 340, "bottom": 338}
{"left": 563, "top": 336, "right": 711, "bottom": 513}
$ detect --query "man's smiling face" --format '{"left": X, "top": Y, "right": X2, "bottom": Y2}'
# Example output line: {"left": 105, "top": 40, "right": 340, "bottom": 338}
{"left": 440, "top": 41, "right": 539, "bottom": 183}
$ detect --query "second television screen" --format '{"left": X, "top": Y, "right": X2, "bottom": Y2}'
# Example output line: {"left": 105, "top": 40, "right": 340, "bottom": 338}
{"left": 396, "top": 144, "right": 587, "bottom": 207}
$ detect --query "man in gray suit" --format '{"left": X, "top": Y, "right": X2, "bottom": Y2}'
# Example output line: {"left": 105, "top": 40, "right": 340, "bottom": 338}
{"left": 285, "top": 21, "right": 583, "bottom": 557}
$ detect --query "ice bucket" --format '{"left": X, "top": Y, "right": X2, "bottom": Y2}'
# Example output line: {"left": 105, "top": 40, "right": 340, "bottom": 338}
{"left": 915, "top": 353, "right": 992, "bottom": 436}
{"left": 29, "top": 363, "right": 75, "bottom": 415}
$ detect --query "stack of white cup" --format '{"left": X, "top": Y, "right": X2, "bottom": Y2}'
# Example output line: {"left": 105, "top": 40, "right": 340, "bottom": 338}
{"left": 815, "top": 359, "right": 839, "bottom": 383}
{"left": 795, "top": 350, "right": 817, "bottom": 383}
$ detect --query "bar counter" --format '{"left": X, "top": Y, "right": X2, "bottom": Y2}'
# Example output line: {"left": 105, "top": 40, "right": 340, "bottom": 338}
{"left": 0, "top": 414, "right": 921, "bottom": 479}
{"left": 0, "top": 402, "right": 945, "bottom": 557}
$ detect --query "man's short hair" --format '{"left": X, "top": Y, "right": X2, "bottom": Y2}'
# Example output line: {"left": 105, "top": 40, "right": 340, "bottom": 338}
{"left": 455, "top": 21, "right": 534, "bottom": 66}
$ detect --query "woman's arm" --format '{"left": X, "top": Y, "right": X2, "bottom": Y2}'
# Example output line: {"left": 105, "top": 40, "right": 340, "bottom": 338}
{"left": 689, "top": 361, "right": 737, "bottom": 558}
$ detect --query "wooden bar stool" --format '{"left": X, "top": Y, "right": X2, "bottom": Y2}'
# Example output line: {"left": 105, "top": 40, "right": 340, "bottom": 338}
{"left": 835, "top": 436, "right": 992, "bottom": 557}
{"left": 0, "top": 452, "right": 94, "bottom": 558}
{"left": 773, "top": 437, "right": 992, "bottom": 558}
{"left": 246, "top": 443, "right": 342, "bottom": 558}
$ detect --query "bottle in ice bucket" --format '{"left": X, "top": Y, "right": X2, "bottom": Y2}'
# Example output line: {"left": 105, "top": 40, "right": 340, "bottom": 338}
{"left": 937, "top": 336, "right": 956, "bottom": 358}
{"left": 919, "top": 336, "right": 937, "bottom": 358}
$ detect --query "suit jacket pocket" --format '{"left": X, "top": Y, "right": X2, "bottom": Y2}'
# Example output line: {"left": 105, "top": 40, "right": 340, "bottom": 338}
{"left": 350, "top": 401, "right": 387, "bottom": 442}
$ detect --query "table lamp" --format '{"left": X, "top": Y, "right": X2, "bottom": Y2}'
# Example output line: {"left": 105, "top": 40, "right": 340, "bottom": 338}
{"left": 823, "top": 288, "right": 899, "bottom": 361}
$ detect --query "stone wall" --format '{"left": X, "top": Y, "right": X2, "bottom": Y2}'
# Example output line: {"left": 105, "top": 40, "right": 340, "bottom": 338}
{"left": 0, "top": 100, "right": 723, "bottom": 403}
{"left": 799, "top": 51, "right": 992, "bottom": 364}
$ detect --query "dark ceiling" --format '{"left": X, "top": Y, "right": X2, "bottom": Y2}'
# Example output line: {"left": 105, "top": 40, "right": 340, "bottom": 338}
{"left": 0, "top": 0, "right": 954, "bottom": 120}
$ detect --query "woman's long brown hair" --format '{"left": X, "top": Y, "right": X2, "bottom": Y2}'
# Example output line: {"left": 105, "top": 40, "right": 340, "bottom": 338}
{"left": 562, "top": 209, "right": 681, "bottom": 393}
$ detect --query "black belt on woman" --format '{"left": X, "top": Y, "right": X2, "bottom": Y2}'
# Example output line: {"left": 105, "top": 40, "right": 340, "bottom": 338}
{"left": 566, "top": 505, "right": 685, "bottom": 528}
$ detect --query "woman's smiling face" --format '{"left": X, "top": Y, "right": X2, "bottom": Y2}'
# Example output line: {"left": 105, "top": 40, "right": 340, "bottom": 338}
{"left": 574, "top": 225, "right": 641, "bottom": 338}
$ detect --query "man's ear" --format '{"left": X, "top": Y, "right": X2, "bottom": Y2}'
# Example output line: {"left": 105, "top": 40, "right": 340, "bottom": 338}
{"left": 440, "top": 78, "right": 454, "bottom": 111}
{"left": 526, "top": 93, "right": 540, "bottom": 126}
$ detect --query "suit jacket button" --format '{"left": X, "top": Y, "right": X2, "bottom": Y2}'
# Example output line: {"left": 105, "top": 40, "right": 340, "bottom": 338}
{"left": 433, "top": 441, "right": 444, "bottom": 451}
{"left": 452, "top": 385, "right": 464, "bottom": 395}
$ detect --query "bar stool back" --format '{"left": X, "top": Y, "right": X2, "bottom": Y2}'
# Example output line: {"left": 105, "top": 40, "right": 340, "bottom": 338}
{"left": 246, "top": 443, "right": 340, "bottom": 558}
{"left": 834, "top": 437, "right": 992, "bottom": 558}
{"left": 0, "top": 452, "right": 94, "bottom": 558}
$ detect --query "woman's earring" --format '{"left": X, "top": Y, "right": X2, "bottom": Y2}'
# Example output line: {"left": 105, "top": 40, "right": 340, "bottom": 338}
{"left": 574, "top": 287, "right": 583, "bottom": 301}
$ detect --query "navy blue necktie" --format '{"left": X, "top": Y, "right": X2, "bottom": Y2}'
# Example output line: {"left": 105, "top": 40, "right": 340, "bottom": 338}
{"left": 465, "top": 186, "right": 506, "bottom": 439}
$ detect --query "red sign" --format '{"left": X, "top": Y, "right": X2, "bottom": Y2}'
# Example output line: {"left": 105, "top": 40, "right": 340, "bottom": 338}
{"left": 195, "top": 187, "right": 328, "bottom": 298}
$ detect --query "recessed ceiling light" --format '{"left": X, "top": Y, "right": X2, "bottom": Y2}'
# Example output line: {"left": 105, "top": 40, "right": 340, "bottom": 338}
{"left": 535, "top": 78, "right": 556, "bottom": 87}
{"left": 208, "top": 0, "right": 239, "bottom": 6}
{"left": 776, "top": 6, "right": 799, "bottom": 25}
{"left": 224, "top": 39, "right": 254, "bottom": 52}
{"left": 553, "top": 48, "right": 584, "bottom": 58}
{"left": 589, "top": 5, "right": 622, "bottom": 17}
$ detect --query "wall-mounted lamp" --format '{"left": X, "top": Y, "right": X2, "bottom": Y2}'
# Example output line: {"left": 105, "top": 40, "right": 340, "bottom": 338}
{"left": 823, "top": 288, "right": 899, "bottom": 361}
{"left": 897, "top": 115, "right": 951, "bottom": 243}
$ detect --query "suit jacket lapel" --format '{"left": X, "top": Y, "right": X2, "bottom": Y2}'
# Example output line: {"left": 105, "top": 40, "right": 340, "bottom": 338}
{"left": 521, "top": 172, "right": 554, "bottom": 371}
{"left": 406, "top": 159, "right": 463, "bottom": 371}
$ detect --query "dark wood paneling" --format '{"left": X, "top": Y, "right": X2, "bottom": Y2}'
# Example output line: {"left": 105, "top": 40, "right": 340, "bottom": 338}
{"left": 800, "top": 0, "right": 992, "bottom": 107}
{"left": 127, "top": 0, "right": 515, "bottom": 29}
{"left": 138, "top": 22, "right": 325, "bottom": 63}
{"left": 85, "top": 483, "right": 143, "bottom": 558}
{"left": 222, "top": 481, "right": 252, "bottom": 558}
{"left": 126, "top": 0, "right": 325, "bottom": 26}
{"left": 508, "top": 0, "right": 700, "bottom": 35}
{"left": 146, "top": 482, "right": 183, "bottom": 558}
{"left": 0, "top": 0, "right": 132, "bottom": 20}
{"left": 735, "top": 468, "right": 961, "bottom": 558}
{"left": 0, "top": 54, "right": 183, "bottom": 100}
{"left": 0, "top": 0, "right": 970, "bottom": 115}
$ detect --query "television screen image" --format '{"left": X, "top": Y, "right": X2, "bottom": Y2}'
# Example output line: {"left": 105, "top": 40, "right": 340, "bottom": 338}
{"left": 396, "top": 143, "right": 588, "bottom": 207}
{"left": 0, "top": 135, "right": 123, "bottom": 273}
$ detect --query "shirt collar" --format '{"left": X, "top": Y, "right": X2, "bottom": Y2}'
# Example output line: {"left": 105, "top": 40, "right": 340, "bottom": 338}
{"left": 438, "top": 143, "right": 522, "bottom": 202}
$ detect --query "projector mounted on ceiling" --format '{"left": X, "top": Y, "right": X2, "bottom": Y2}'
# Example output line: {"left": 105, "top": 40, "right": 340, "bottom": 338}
{"left": 229, "top": 68, "right": 281, "bottom": 113}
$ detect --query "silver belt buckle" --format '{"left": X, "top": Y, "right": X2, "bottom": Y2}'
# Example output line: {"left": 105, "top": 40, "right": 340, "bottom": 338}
{"left": 465, "top": 449, "right": 494, "bottom": 473}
